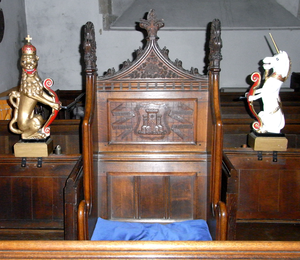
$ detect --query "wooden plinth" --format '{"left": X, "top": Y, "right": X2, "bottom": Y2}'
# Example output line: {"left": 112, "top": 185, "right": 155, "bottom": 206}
{"left": 14, "top": 138, "right": 53, "bottom": 157}
{"left": 248, "top": 132, "right": 288, "bottom": 151}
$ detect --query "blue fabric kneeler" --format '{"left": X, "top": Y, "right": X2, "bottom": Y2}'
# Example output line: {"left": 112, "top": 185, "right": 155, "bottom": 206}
{"left": 91, "top": 218, "right": 212, "bottom": 241}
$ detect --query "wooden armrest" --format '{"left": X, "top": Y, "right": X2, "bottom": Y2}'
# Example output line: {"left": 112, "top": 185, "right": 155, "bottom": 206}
{"left": 78, "top": 200, "right": 88, "bottom": 240}
{"left": 215, "top": 201, "right": 228, "bottom": 240}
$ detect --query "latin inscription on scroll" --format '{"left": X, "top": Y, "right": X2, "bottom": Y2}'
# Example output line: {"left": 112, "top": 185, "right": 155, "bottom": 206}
{"left": 109, "top": 99, "right": 196, "bottom": 143}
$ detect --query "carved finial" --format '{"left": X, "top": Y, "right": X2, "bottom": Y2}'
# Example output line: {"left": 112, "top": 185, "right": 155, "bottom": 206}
{"left": 209, "top": 19, "right": 222, "bottom": 69}
{"left": 25, "top": 35, "right": 32, "bottom": 43}
{"left": 84, "top": 22, "right": 97, "bottom": 71}
{"left": 139, "top": 9, "right": 164, "bottom": 41}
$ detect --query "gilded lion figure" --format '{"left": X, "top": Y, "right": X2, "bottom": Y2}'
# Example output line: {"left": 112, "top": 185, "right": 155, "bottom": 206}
{"left": 9, "top": 35, "right": 61, "bottom": 140}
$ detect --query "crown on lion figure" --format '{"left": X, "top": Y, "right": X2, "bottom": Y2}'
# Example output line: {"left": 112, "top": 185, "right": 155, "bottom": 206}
{"left": 22, "top": 35, "right": 36, "bottom": 54}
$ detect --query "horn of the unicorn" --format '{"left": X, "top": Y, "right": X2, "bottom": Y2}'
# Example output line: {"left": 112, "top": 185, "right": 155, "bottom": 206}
{"left": 269, "top": 33, "right": 280, "bottom": 54}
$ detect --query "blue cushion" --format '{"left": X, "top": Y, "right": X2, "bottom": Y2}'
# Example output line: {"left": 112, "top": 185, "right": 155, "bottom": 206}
{"left": 91, "top": 218, "right": 212, "bottom": 241}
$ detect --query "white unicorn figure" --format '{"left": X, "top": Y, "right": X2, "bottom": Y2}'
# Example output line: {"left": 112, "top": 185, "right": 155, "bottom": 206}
{"left": 248, "top": 48, "right": 291, "bottom": 134}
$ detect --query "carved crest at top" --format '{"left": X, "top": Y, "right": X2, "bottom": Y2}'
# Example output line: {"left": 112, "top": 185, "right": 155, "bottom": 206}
{"left": 94, "top": 11, "right": 221, "bottom": 83}
{"left": 139, "top": 9, "right": 164, "bottom": 41}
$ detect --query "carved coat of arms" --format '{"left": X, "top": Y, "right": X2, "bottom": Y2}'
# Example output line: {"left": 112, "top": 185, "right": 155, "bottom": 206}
{"left": 110, "top": 100, "right": 195, "bottom": 143}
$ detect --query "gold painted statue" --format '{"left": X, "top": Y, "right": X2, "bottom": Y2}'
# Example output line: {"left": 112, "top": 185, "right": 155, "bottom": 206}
{"left": 9, "top": 35, "right": 61, "bottom": 140}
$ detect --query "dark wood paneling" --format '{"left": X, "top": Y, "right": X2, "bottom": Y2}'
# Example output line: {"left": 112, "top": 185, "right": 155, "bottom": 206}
{"left": 139, "top": 176, "right": 166, "bottom": 219}
{"left": 280, "top": 171, "right": 300, "bottom": 213}
{"left": 64, "top": 157, "right": 83, "bottom": 240}
{"left": 0, "top": 178, "right": 12, "bottom": 219}
{"left": 0, "top": 155, "right": 80, "bottom": 230}
{"left": 109, "top": 175, "right": 135, "bottom": 219}
{"left": 107, "top": 172, "right": 199, "bottom": 222}
{"left": 169, "top": 176, "right": 194, "bottom": 219}
{"left": 53, "top": 177, "right": 65, "bottom": 220}
{"left": 223, "top": 149, "right": 300, "bottom": 240}
{"left": 237, "top": 168, "right": 300, "bottom": 220}
{"left": 11, "top": 177, "right": 32, "bottom": 220}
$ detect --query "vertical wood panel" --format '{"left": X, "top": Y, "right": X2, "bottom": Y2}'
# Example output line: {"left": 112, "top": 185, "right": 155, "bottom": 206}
{"left": 61, "top": 135, "right": 79, "bottom": 154}
{"left": 195, "top": 175, "right": 206, "bottom": 220}
{"left": 197, "top": 100, "right": 208, "bottom": 148}
{"left": 169, "top": 176, "right": 193, "bottom": 219}
{"left": 0, "top": 136, "right": 10, "bottom": 154}
{"left": 53, "top": 177, "right": 65, "bottom": 220}
{"left": 238, "top": 170, "right": 259, "bottom": 215}
{"left": 32, "top": 178, "right": 53, "bottom": 220}
{"left": 280, "top": 170, "right": 300, "bottom": 213}
{"left": 109, "top": 175, "right": 135, "bottom": 219}
{"left": 98, "top": 175, "right": 107, "bottom": 219}
{"left": 0, "top": 135, "right": 19, "bottom": 154}
{"left": 0, "top": 177, "right": 12, "bottom": 219}
{"left": 11, "top": 177, "right": 32, "bottom": 220}
{"left": 258, "top": 171, "right": 279, "bottom": 213}
{"left": 139, "top": 176, "right": 165, "bottom": 219}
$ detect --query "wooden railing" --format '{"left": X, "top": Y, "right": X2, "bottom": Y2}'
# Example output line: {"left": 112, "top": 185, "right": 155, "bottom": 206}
{"left": 0, "top": 240, "right": 300, "bottom": 259}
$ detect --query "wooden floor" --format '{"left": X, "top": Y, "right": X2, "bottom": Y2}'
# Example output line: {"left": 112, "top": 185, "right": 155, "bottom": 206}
{"left": 1, "top": 223, "right": 300, "bottom": 241}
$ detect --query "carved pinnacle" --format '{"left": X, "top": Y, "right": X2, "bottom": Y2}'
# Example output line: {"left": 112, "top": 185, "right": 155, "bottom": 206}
{"left": 139, "top": 9, "right": 164, "bottom": 41}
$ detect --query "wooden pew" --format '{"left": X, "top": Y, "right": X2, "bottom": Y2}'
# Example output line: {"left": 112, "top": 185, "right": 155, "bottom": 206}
{"left": 0, "top": 154, "right": 81, "bottom": 240}
{"left": 0, "top": 96, "right": 82, "bottom": 239}
{"left": 221, "top": 91, "right": 300, "bottom": 240}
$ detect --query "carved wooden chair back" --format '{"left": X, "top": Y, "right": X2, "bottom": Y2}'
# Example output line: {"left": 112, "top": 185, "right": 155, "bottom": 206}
{"left": 78, "top": 10, "right": 227, "bottom": 240}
